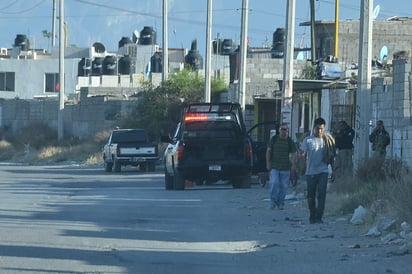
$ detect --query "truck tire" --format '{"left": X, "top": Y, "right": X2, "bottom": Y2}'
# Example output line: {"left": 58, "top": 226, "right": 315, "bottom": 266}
{"left": 165, "top": 171, "right": 174, "bottom": 190}
{"left": 114, "top": 160, "right": 121, "bottom": 172}
{"left": 139, "top": 163, "right": 147, "bottom": 171}
{"left": 173, "top": 173, "right": 185, "bottom": 190}
{"left": 104, "top": 161, "right": 113, "bottom": 172}
{"left": 232, "top": 175, "right": 251, "bottom": 189}
{"left": 148, "top": 162, "right": 156, "bottom": 172}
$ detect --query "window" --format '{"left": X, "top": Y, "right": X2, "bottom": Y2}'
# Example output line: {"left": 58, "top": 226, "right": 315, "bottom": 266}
{"left": 45, "top": 73, "right": 59, "bottom": 93}
{"left": 0, "top": 72, "right": 15, "bottom": 91}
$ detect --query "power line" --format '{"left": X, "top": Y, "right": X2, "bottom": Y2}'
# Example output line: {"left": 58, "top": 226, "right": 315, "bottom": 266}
{"left": 0, "top": 0, "right": 47, "bottom": 15}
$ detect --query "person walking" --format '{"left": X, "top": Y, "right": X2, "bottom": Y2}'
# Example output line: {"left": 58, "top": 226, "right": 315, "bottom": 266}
{"left": 300, "top": 117, "right": 335, "bottom": 224}
{"left": 369, "top": 120, "right": 390, "bottom": 158}
{"left": 333, "top": 120, "right": 355, "bottom": 179}
{"left": 265, "top": 123, "right": 297, "bottom": 210}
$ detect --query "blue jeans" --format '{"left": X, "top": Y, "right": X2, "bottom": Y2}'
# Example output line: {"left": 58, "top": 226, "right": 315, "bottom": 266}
{"left": 306, "top": 173, "right": 329, "bottom": 222}
{"left": 269, "top": 169, "right": 290, "bottom": 207}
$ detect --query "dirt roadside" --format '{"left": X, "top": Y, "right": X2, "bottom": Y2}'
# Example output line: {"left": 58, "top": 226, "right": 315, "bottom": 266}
{"left": 237, "top": 180, "right": 412, "bottom": 274}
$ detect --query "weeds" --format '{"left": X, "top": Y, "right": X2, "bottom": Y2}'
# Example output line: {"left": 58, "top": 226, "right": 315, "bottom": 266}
{"left": 328, "top": 157, "right": 412, "bottom": 224}
{"left": 0, "top": 122, "right": 103, "bottom": 166}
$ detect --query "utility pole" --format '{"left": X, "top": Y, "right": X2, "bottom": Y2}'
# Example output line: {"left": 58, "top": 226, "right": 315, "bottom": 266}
{"left": 334, "top": 0, "right": 339, "bottom": 58}
{"left": 162, "top": 0, "right": 168, "bottom": 81}
{"left": 52, "top": 0, "right": 57, "bottom": 47}
{"left": 57, "top": 0, "right": 65, "bottom": 140}
{"left": 239, "top": 0, "right": 249, "bottom": 110}
{"left": 353, "top": 0, "right": 373, "bottom": 169}
{"left": 204, "top": 0, "right": 212, "bottom": 102}
{"left": 281, "top": 0, "right": 295, "bottom": 131}
{"left": 309, "top": 0, "right": 316, "bottom": 62}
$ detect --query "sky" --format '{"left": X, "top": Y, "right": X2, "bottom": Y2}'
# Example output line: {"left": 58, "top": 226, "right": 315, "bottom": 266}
{"left": 1, "top": 0, "right": 411, "bottom": 55}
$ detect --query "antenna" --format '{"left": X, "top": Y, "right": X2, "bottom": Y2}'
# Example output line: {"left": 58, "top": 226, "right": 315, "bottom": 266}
{"left": 133, "top": 30, "right": 140, "bottom": 44}
{"left": 373, "top": 5, "right": 380, "bottom": 20}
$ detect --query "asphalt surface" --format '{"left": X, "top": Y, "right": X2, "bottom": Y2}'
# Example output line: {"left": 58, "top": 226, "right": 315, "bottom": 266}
{"left": 0, "top": 163, "right": 410, "bottom": 273}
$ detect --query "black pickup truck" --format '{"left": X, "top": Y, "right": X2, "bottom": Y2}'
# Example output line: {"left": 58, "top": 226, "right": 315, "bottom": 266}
{"left": 161, "top": 103, "right": 253, "bottom": 190}
{"left": 103, "top": 128, "right": 159, "bottom": 172}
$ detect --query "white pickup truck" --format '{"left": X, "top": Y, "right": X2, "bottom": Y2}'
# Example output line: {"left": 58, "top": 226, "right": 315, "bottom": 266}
{"left": 103, "top": 128, "right": 159, "bottom": 172}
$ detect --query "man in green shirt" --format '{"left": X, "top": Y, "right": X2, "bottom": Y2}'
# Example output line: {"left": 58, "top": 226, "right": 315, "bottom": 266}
{"left": 265, "top": 123, "right": 297, "bottom": 210}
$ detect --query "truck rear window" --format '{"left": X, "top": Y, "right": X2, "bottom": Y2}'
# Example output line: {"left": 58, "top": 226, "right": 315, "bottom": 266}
{"left": 183, "top": 121, "right": 241, "bottom": 139}
{"left": 111, "top": 130, "right": 147, "bottom": 143}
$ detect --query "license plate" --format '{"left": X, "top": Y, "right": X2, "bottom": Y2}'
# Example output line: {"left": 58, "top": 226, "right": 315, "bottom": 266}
{"left": 209, "top": 165, "right": 221, "bottom": 171}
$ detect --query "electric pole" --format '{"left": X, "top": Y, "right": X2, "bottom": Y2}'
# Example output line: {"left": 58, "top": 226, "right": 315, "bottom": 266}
{"left": 282, "top": 0, "right": 296, "bottom": 131}
{"left": 204, "top": 0, "right": 212, "bottom": 102}
{"left": 58, "top": 0, "right": 65, "bottom": 140}
{"left": 239, "top": 0, "right": 249, "bottom": 110}
{"left": 353, "top": 0, "right": 373, "bottom": 169}
{"left": 162, "top": 0, "right": 168, "bottom": 81}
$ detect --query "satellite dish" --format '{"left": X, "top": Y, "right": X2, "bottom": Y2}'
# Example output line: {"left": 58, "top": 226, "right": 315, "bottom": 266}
{"left": 373, "top": 5, "right": 380, "bottom": 20}
{"left": 92, "top": 42, "right": 105, "bottom": 53}
{"left": 132, "top": 30, "right": 140, "bottom": 43}
{"left": 380, "top": 45, "right": 388, "bottom": 61}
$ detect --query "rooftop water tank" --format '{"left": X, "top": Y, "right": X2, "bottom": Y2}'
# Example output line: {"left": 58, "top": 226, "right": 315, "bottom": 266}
{"left": 118, "top": 55, "right": 132, "bottom": 75}
{"left": 212, "top": 39, "right": 222, "bottom": 54}
{"left": 271, "top": 28, "right": 285, "bottom": 59}
{"left": 185, "top": 40, "right": 203, "bottom": 71}
{"left": 102, "top": 55, "right": 117, "bottom": 75}
{"left": 92, "top": 57, "right": 103, "bottom": 75}
{"left": 138, "top": 26, "right": 156, "bottom": 45}
{"left": 14, "top": 34, "right": 29, "bottom": 51}
{"left": 78, "top": 57, "right": 92, "bottom": 76}
{"left": 221, "top": 39, "right": 235, "bottom": 55}
{"left": 118, "top": 37, "right": 132, "bottom": 49}
{"left": 150, "top": 52, "right": 162, "bottom": 73}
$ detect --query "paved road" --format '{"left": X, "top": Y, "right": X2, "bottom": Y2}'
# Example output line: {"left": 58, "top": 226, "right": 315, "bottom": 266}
{"left": 0, "top": 163, "right": 410, "bottom": 273}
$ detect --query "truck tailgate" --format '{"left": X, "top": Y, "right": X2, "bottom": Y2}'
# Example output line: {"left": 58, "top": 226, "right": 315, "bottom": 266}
{"left": 119, "top": 146, "right": 156, "bottom": 155}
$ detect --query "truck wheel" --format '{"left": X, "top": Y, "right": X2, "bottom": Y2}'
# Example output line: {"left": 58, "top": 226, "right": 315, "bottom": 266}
{"left": 114, "top": 161, "right": 121, "bottom": 172}
{"left": 165, "top": 171, "right": 174, "bottom": 190}
{"left": 139, "top": 163, "right": 147, "bottom": 171}
{"left": 173, "top": 173, "right": 185, "bottom": 190}
{"left": 232, "top": 175, "right": 251, "bottom": 189}
{"left": 104, "top": 161, "right": 113, "bottom": 172}
{"left": 148, "top": 162, "right": 156, "bottom": 172}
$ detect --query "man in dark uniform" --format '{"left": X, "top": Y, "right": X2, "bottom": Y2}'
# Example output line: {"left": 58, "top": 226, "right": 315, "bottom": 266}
{"left": 369, "top": 120, "right": 390, "bottom": 158}
{"left": 334, "top": 121, "right": 355, "bottom": 179}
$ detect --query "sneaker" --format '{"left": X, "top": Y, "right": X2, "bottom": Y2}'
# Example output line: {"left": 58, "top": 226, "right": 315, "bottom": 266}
{"left": 269, "top": 204, "right": 276, "bottom": 210}
{"left": 278, "top": 205, "right": 284, "bottom": 210}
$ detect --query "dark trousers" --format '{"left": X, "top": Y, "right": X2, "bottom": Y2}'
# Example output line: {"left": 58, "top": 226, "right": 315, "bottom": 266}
{"left": 306, "top": 172, "right": 329, "bottom": 222}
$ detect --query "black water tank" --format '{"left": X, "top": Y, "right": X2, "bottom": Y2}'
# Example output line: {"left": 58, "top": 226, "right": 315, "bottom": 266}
{"left": 139, "top": 26, "right": 156, "bottom": 45}
{"left": 78, "top": 57, "right": 92, "bottom": 76}
{"left": 185, "top": 40, "right": 203, "bottom": 71}
{"left": 92, "top": 57, "right": 103, "bottom": 75}
{"left": 151, "top": 52, "right": 163, "bottom": 73}
{"left": 272, "top": 28, "right": 285, "bottom": 45}
{"left": 221, "top": 39, "right": 235, "bottom": 55}
{"left": 118, "top": 37, "right": 132, "bottom": 49}
{"left": 212, "top": 39, "right": 221, "bottom": 54}
{"left": 14, "top": 34, "right": 29, "bottom": 51}
{"left": 118, "top": 55, "right": 132, "bottom": 75}
{"left": 102, "top": 56, "right": 117, "bottom": 75}
{"left": 271, "top": 43, "right": 284, "bottom": 58}
{"left": 271, "top": 28, "right": 285, "bottom": 59}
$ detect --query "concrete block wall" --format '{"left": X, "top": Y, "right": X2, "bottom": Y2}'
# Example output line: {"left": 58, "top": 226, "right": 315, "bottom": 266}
{"left": 370, "top": 57, "right": 412, "bottom": 167}
{"left": 230, "top": 58, "right": 306, "bottom": 105}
